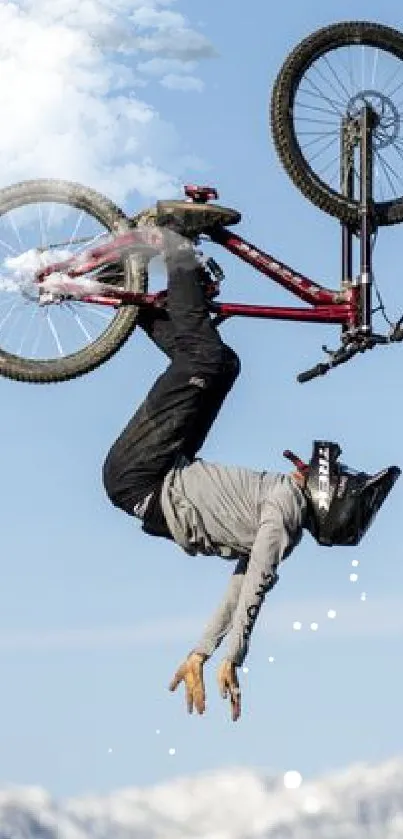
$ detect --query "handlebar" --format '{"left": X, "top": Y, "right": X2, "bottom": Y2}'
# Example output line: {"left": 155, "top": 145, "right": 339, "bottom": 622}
{"left": 297, "top": 363, "right": 329, "bottom": 383}
{"left": 297, "top": 334, "right": 388, "bottom": 383}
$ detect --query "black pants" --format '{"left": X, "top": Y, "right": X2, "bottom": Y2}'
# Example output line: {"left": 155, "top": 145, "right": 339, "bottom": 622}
{"left": 103, "top": 249, "right": 240, "bottom": 532}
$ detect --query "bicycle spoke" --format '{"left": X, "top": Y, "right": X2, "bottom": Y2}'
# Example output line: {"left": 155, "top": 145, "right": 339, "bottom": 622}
{"left": 375, "top": 152, "right": 400, "bottom": 197}
{"left": 0, "top": 300, "right": 20, "bottom": 335}
{"left": 388, "top": 141, "right": 403, "bottom": 182}
{"left": 294, "top": 116, "right": 340, "bottom": 126}
{"left": 72, "top": 230, "right": 110, "bottom": 256}
{"left": 68, "top": 210, "right": 86, "bottom": 248}
{"left": 387, "top": 76, "right": 403, "bottom": 100}
{"left": 8, "top": 215, "right": 25, "bottom": 252}
{"left": 383, "top": 64, "right": 403, "bottom": 98}
{"left": 361, "top": 44, "right": 365, "bottom": 90}
{"left": 318, "top": 55, "right": 352, "bottom": 102}
{"left": 374, "top": 163, "right": 386, "bottom": 203}
{"left": 310, "top": 64, "right": 348, "bottom": 108}
{"left": 17, "top": 306, "right": 40, "bottom": 357}
{"left": 309, "top": 137, "right": 339, "bottom": 165}
{"left": 0, "top": 236, "right": 18, "bottom": 256}
{"left": 390, "top": 135, "right": 403, "bottom": 151}
{"left": 294, "top": 101, "right": 343, "bottom": 117}
{"left": 371, "top": 47, "right": 379, "bottom": 86}
{"left": 296, "top": 129, "right": 340, "bottom": 137}
{"left": 299, "top": 77, "right": 346, "bottom": 115}
{"left": 46, "top": 311, "right": 64, "bottom": 357}
{"left": 77, "top": 304, "right": 113, "bottom": 321}
{"left": 379, "top": 149, "right": 403, "bottom": 186}
{"left": 31, "top": 312, "right": 46, "bottom": 358}
{"left": 347, "top": 46, "right": 356, "bottom": 99}
{"left": 38, "top": 204, "right": 47, "bottom": 250}
{"left": 317, "top": 151, "right": 341, "bottom": 178}
{"left": 68, "top": 305, "right": 94, "bottom": 342}
{"left": 301, "top": 133, "right": 341, "bottom": 152}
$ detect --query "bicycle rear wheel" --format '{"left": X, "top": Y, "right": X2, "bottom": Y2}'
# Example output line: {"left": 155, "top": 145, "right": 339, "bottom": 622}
{"left": 271, "top": 21, "right": 403, "bottom": 226}
{"left": 0, "top": 179, "right": 147, "bottom": 384}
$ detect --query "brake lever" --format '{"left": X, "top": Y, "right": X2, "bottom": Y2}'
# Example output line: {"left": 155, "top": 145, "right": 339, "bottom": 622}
{"left": 297, "top": 339, "right": 372, "bottom": 384}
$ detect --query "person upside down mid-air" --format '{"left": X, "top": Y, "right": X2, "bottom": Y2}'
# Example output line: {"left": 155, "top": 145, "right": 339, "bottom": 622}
{"left": 102, "top": 198, "right": 400, "bottom": 722}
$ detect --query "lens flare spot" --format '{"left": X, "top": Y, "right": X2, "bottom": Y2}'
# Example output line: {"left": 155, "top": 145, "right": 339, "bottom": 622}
{"left": 283, "top": 770, "right": 302, "bottom": 789}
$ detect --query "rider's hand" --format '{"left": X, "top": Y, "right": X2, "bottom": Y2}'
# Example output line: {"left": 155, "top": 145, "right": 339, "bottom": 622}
{"left": 169, "top": 652, "right": 208, "bottom": 716}
{"left": 217, "top": 659, "right": 242, "bottom": 722}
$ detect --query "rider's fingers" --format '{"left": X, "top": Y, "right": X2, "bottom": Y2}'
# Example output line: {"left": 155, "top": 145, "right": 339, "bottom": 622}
{"left": 230, "top": 686, "right": 241, "bottom": 722}
{"left": 217, "top": 666, "right": 228, "bottom": 699}
{"left": 193, "top": 676, "right": 206, "bottom": 715}
{"left": 168, "top": 664, "right": 185, "bottom": 692}
{"left": 185, "top": 676, "right": 194, "bottom": 714}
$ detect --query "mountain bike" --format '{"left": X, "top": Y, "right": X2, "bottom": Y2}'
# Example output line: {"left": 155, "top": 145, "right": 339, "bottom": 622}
{"left": 2, "top": 20, "right": 403, "bottom": 384}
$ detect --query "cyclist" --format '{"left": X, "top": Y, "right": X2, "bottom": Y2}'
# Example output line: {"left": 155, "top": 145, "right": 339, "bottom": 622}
{"left": 103, "top": 199, "right": 400, "bottom": 722}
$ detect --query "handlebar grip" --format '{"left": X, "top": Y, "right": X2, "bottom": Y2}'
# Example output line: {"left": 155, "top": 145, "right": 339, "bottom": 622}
{"left": 297, "top": 362, "right": 329, "bottom": 383}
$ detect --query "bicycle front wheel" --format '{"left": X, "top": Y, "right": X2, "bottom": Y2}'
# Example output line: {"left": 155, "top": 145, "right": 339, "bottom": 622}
{"left": 0, "top": 179, "right": 148, "bottom": 384}
{"left": 271, "top": 21, "right": 403, "bottom": 226}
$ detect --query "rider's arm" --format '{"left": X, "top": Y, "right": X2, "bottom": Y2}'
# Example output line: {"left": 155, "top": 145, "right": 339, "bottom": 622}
{"left": 223, "top": 503, "right": 300, "bottom": 666}
{"left": 193, "top": 556, "right": 249, "bottom": 658}
{"left": 194, "top": 497, "right": 303, "bottom": 663}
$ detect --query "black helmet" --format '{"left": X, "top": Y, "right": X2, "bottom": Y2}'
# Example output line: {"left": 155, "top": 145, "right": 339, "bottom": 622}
{"left": 284, "top": 442, "right": 400, "bottom": 547}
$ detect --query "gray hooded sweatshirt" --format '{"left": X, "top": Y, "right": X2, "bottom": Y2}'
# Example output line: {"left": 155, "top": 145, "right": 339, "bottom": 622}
{"left": 140, "top": 456, "right": 307, "bottom": 667}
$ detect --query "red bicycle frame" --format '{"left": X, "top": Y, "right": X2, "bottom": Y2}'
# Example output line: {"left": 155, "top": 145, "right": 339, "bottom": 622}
{"left": 37, "top": 224, "right": 359, "bottom": 329}
{"left": 209, "top": 226, "right": 357, "bottom": 327}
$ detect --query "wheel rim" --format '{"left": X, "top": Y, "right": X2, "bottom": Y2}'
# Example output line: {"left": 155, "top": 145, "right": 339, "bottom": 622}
{"left": 0, "top": 199, "right": 124, "bottom": 363}
{"left": 290, "top": 39, "right": 403, "bottom": 209}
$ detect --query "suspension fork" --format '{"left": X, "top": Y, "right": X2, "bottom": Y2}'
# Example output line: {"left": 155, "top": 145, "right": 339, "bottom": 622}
{"left": 340, "top": 106, "right": 377, "bottom": 335}
{"left": 359, "top": 105, "right": 377, "bottom": 332}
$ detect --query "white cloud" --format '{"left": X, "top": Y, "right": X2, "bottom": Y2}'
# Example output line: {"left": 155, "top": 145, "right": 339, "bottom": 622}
{"left": 0, "top": 759, "right": 402, "bottom": 838}
{"left": 134, "top": 29, "right": 215, "bottom": 61}
{"left": 0, "top": 1, "right": 215, "bottom": 206}
{"left": 130, "top": 6, "right": 187, "bottom": 29}
{"left": 137, "top": 57, "right": 197, "bottom": 76}
{"left": 161, "top": 74, "right": 204, "bottom": 92}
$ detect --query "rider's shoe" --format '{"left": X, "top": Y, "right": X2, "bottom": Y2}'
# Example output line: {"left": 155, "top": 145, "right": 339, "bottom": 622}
{"left": 156, "top": 200, "right": 241, "bottom": 239}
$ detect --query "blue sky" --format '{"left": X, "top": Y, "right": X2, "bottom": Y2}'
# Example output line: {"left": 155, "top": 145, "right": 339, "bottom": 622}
{"left": 1, "top": 0, "right": 403, "bottom": 797}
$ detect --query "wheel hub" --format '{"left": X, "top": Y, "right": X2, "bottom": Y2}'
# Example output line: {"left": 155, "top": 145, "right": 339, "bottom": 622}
{"left": 346, "top": 89, "right": 400, "bottom": 149}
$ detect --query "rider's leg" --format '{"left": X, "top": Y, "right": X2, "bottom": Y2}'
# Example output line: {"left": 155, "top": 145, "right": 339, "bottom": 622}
{"left": 136, "top": 291, "right": 239, "bottom": 457}
{"left": 103, "top": 246, "right": 239, "bottom": 516}
{"left": 136, "top": 305, "right": 176, "bottom": 360}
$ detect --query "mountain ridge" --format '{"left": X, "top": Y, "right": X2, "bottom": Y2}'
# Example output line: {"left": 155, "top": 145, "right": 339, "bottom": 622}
{"left": 1, "top": 757, "right": 403, "bottom": 838}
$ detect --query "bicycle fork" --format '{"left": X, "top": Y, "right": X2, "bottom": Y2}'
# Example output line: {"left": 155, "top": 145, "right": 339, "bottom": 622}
{"left": 297, "top": 108, "right": 384, "bottom": 383}
{"left": 341, "top": 104, "right": 378, "bottom": 336}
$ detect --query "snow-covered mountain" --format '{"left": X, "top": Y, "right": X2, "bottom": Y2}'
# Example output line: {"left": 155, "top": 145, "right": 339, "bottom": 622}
{"left": 1, "top": 758, "right": 403, "bottom": 839}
